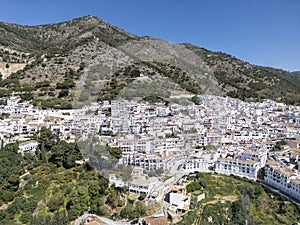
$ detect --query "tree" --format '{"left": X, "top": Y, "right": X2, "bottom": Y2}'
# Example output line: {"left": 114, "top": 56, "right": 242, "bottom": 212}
{"left": 134, "top": 201, "right": 146, "bottom": 218}
{"left": 120, "top": 204, "right": 133, "bottom": 219}
{"left": 138, "top": 193, "right": 146, "bottom": 201}
{"left": 49, "top": 141, "right": 82, "bottom": 169}
{"left": 58, "top": 89, "right": 69, "bottom": 98}
{"left": 275, "top": 140, "right": 287, "bottom": 150}
{"left": 48, "top": 196, "right": 64, "bottom": 212}
{"left": 186, "top": 181, "right": 202, "bottom": 192}
{"left": 34, "top": 127, "right": 59, "bottom": 151}
{"left": 191, "top": 95, "right": 200, "bottom": 105}
{"left": 56, "top": 80, "right": 75, "bottom": 89}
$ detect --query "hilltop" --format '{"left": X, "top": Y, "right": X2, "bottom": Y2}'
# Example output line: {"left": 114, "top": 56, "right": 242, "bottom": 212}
{"left": 0, "top": 15, "right": 299, "bottom": 108}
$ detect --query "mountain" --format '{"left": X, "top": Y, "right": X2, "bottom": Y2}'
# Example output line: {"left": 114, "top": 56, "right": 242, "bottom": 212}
{"left": 0, "top": 15, "right": 299, "bottom": 107}
{"left": 291, "top": 71, "right": 300, "bottom": 83}
{"left": 182, "top": 43, "right": 300, "bottom": 104}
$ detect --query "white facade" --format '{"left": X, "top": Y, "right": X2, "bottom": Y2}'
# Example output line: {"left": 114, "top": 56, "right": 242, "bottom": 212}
{"left": 18, "top": 140, "right": 39, "bottom": 153}
{"left": 117, "top": 139, "right": 152, "bottom": 154}
{"left": 183, "top": 151, "right": 219, "bottom": 173}
{"left": 121, "top": 153, "right": 168, "bottom": 170}
{"left": 167, "top": 185, "right": 191, "bottom": 213}
{"left": 239, "top": 149, "right": 267, "bottom": 168}
{"left": 108, "top": 174, "right": 125, "bottom": 188}
{"left": 128, "top": 176, "right": 160, "bottom": 196}
{"left": 215, "top": 158, "right": 259, "bottom": 180}
{"left": 183, "top": 158, "right": 209, "bottom": 173}
{"left": 264, "top": 161, "right": 300, "bottom": 201}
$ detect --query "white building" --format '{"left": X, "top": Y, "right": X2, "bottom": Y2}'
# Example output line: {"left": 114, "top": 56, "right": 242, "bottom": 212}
{"left": 18, "top": 140, "right": 39, "bottom": 153}
{"left": 128, "top": 176, "right": 161, "bottom": 196}
{"left": 239, "top": 149, "right": 267, "bottom": 168}
{"left": 167, "top": 185, "right": 191, "bottom": 213}
{"left": 264, "top": 160, "right": 300, "bottom": 201}
{"left": 183, "top": 151, "right": 219, "bottom": 173}
{"left": 108, "top": 174, "right": 125, "bottom": 188}
{"left": 121, "top": 153, "right": 168, "bottom": 170}
{"left": 117, "top": 139, "right": 153, "bottom": 154}
{"left": 215, "top": 158, "right": 260, "bottom": 180}
{"left": 183, "top": 157, "right": 209, "bottom": 173}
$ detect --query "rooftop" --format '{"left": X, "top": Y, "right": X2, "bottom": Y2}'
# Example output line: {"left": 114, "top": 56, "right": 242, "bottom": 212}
{"left": 144, "top": 216, "right": 168, "bottom": 225}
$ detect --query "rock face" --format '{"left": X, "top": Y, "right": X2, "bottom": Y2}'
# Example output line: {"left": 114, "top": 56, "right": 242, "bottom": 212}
{"left": 0, "top": 15, "right": 299, "bottom": 105}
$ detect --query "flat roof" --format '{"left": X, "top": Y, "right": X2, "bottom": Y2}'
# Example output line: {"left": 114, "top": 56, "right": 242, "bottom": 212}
{"left": 279, "top": 167, "right": 296, "bottom": 177}
{"left": 292, "top": 178, "right": 300, "bottom": 185}
{"left": 131, "top": 176, "right": 158, "bottom": 186}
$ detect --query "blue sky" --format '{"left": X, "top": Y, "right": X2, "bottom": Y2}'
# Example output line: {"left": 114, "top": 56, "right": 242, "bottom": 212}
{"left": 1, "top": 0, "right": 299, "bottom": 71}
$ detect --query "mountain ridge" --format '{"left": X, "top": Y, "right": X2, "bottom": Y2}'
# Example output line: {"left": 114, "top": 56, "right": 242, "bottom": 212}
{"left": 0, "top": 16, "right": 299, "bottom": 107}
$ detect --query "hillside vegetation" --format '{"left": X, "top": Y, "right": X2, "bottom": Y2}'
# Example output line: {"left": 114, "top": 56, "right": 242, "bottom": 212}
{"left": 0, "top": 16, "right": 299, "bottom": 107}
{"left": 182, "top": 43, "right": 300, "bottom": 105}
{"left": 0, "top": 128, "right": 151, "bottom": 225}
{"left": 179, "top": 173, "right": 300, "bottom": 225}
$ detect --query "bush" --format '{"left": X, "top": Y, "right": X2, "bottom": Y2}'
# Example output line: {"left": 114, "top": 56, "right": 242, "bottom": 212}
{"left": 98, "top": 205, "right": 111, "bottom": 217}
{"left": 117, "top": 200, "right": 125, "bottom": 207}
{"left": 35, "top": 81, "right": 50, "bottom": 88}
{"left": 40, "top": 98, "right": 72, "bottom": 109}
{"left": 191, "top": 95, "right": 200, "bottom": 105}
{"left": 58, "top": 89, "right": 69, "bottom": 98}
{"left": 186, "top": 181, "right": 202, "bottom": 192}
{"left": 120, "top": 204, "right": 133, "bottom": 219}
{"left": 0, "top": 210, "right": 7, "bottom": 220}
{"left": 0, "top": 190, "right": 16, "bottom": 202}
{"left": 48, "top": 196, "right": 64, "bottom": 212}
{"left": 105, "top": 146, "right": 122, "bottom": 159}
{"left": 56, "top": 80, "right": 75, "bottom": 89}
{"left": 138, "top": 193, "right": 146, "bottom": 201}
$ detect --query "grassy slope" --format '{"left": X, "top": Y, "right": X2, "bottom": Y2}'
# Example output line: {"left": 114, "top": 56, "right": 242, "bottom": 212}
{"left": 178, "top": 173, "right": 300, "bottom": 225}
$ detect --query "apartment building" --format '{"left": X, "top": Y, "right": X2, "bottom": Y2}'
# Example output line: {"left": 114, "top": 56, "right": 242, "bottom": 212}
{"left": 239, "top": 149, "right": 267, "bottom": 168}
{"left": 215, "top": 158, "right": 260, "bottom": 180}
{"left": 121, "top": 153, "right": 168, "bottom": 170}
{"left": 183, "top": 157, "right": 209, "bottom": 173}
{"left": 264, "top": 160, "right": 300, "bottom": 201}
{"left": 117, "top": 139, "right": 153, "bottom": 154}
{"left": 128, "top": 176, "right": 161, "bottom": 196}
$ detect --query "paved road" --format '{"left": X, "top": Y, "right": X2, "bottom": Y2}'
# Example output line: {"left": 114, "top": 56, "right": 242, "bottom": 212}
{"left": 74, "top": 213, "right": 89, "bottom": 225}
{"left": 149, "top": 156, "right": 188, "bottom": 217}
{"left": 99, "top": 217, "right": 131, "bottom": 225}
{"left": 74, "top": 213, "right": 131, "bottom": 225}
{"left": 74, "top": 155, "right": 189, "bottom": 225}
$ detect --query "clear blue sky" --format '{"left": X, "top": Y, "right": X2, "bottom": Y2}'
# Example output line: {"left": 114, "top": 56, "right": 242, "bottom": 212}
{"left": 1, "top": 0, "right": 299, "bottom": 71}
